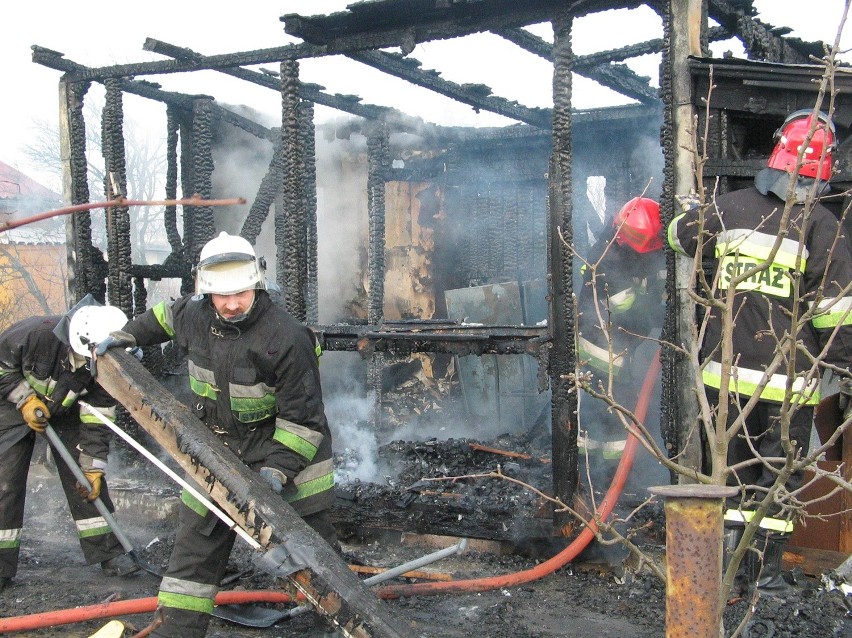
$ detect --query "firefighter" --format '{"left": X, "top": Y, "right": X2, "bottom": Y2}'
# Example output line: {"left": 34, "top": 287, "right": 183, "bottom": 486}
{"left": 0, "top": 298, "right": 139, "bottom": 592}
{"left": 97, "top": 231, "right": 337, "bottom": 638}
{"left": 576, "top": 197, "right": 665, "bottom": 478}
{"left": 667, "top": 109, "right": 852, "bottom": 593}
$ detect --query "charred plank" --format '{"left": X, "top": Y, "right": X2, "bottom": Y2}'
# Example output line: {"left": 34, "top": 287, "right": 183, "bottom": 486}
{"left": 95, "top": 348, "right": 410, "bottom": 638}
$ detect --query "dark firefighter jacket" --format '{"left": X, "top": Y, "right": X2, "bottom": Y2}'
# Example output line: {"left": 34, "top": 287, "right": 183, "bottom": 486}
{"left": 577, "top": 235, "right": 665, "bottom": 380}
{"left": 123, "top": 291, "right": 334, "bottom": 516}
{"left": 0, "top": 316, "right": 116, "bottom": 467}
{"left": 668, "top": 186, "right": 852, "bottom": 404}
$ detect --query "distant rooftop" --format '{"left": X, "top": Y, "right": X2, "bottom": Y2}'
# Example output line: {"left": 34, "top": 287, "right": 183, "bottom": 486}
{"left": 0, "top": 160, "right": 60, "bottom": 202}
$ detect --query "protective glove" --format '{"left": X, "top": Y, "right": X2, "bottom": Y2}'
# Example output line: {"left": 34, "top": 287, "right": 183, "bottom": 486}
{"left": 93, "top": 331, "right": 137, "bottom": 357}
{"left": 20, "top": 395, "right": 50, "bottom": 433}
{"left": 76, "top": 469, "right": 104, "bottom": 502}
{"left": 839, "top": 377, "right": 852, "bottom": 423}
{"left": 259, "top": 467, "right": 287, "bottom": 494}
{"left": 675, "top": 191, "right": 701, "bottom": 212}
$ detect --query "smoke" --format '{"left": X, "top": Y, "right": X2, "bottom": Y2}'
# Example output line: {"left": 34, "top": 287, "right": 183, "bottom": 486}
{"left": 326, "top": 390, "right": 381, "bottom": 483}
{"left": 314, "top": 126, "right": 369, "bottom": 323}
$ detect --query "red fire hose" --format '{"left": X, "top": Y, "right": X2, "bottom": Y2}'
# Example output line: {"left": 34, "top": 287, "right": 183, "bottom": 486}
{"left": 0, "top": 590, "right": 296, "bottom": 633}
{"left": 0, "top": 349, "right": 661, "bottom": 631}
{"left": 377, "top": 347, "right": 661, "bottom": 598}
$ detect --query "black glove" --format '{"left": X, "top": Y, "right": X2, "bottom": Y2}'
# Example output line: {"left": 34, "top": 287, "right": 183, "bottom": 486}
{"left": 259, "top": 467, "right": 287, "bottom": 494}
{"left": 839, "top": 377, "right": 852, "bottom": 423}
{"left": 94, "top": 331, "right": 137, "bottom": 357}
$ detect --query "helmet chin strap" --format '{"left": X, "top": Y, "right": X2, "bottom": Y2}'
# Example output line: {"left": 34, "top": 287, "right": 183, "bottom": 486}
{"left": 755, "top": 167, "right": 829, "bottom": 204}
{"left": 215, "top": 289, "right": 258, "bottom": 324}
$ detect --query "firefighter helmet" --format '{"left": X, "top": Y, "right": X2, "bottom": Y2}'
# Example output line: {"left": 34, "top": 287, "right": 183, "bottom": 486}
{"left": 613, "top": 197, "right": 663, "bottom": 254}
{"left": 767, "top": 110, "right": 836, "bottom": 180}
{"left": 69, "top": 305, "right": 129, "bottom": 358}
{"left": 195, "top": 232, "right": 267, "bottom": 295}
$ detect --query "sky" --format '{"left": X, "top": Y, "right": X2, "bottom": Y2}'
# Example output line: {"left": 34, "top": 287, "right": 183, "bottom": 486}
{"left": 2, "top": 0, "right": 851, "bottom": 190}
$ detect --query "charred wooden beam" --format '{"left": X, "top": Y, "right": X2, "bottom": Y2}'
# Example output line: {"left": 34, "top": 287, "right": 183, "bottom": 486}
{"left": 494, "top": 26, "right": 662, "bottom": 105}
{"left": 142, "top": 39, "right": 490, "bottom": 138}
{"left": 32, "top": 46, "right": 279, "bottom": 139}
{"left": 347, "top": 50, "right": 552, "bottom": 128}
{"left": 708, "top": 0, "right": 818, "bottom": 64}
{"left": 314, "top": 322, "right": 550, "bottom": 357}
{"left": 494, "top": 25, "right": 731, "bottom": 69}
{"left": 32, "top": 41, "right": 326, "bottom": 83}
{"left": 281, "top": 0, "right": 643, "bottom": 51}
{"left": 95, "top": 348, "right": 410, "bottom": 638}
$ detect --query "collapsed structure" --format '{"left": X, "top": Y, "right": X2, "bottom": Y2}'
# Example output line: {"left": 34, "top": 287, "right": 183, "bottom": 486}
{"left": 30, "top": 0, "right": 852, "bottom": 561}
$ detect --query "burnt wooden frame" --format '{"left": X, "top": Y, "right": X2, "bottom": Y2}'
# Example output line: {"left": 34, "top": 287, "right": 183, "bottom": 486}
{"left": 33, "top": 0, "right": 833, "bottom": 535}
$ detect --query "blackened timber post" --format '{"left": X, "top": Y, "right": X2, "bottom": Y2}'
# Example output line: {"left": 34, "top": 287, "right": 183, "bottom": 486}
{"left": 279, "top": 59, "right": 307, "bottom": 321}
{"left": 187, "top": 99, "right": 216, "bottom": 268}
{"left": 367, "top": 121, "right": 390, "bottom": 429}
{"left": 548, "top": 10, "right": 579, "bottom": 532}
{"left": 101, "top": 79, "right": 133, "bottom": 319}
{"left": 301, "top": 100, "right": 320, "bottom": 324}
{"left": 58, "top": 77, "right": 104, "bottom": 305}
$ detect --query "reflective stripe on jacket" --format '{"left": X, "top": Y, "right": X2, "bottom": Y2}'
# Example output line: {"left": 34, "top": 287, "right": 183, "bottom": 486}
{"left": 668, "top": 187, "right": 852, "bottom": 402}
{"left": 126, "top": 291, "right": 334, "bottom": 516}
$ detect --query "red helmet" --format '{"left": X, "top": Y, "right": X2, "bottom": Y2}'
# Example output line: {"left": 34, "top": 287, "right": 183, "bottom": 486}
{"left": 767, "top": 110, "right": 836, "bottom": 180}
{"left": 613, "top": 197, "right": 662, "bottom": 253}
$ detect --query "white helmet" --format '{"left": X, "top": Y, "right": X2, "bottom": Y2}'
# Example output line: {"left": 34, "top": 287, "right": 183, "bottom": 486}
{"left": 195, "top": 232, "right": 267, "bottom": 295}
{"left": 69, "top": 305, "right": 129, "bottom": 358}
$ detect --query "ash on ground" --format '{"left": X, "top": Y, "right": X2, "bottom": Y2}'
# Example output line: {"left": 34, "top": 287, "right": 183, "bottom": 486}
{"left": 2, "top": 436, "right": 850, "bottom": 637}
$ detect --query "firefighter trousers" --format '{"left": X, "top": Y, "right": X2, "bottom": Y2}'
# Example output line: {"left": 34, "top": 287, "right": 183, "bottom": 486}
{"left": 152, "top": 497, "right": 339, "bottom": 638}
{"left": 0, "top": 426, "right": 123, "bottom": 579}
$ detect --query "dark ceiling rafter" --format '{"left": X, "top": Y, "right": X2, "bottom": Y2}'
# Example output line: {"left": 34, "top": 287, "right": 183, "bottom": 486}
{"left": 495, "top": 25, "right": 733, "bottom": 104}
{"left": 143, "top": 39, "right": 543, "bottom": 139}
{"left": 346, "top": 49, "right": 552, "bottom": 127}
{"left": 707, "top": 0, "right": 822, "bottom": 64}
{"left": 281, "top": 0, "right": 645, "bottom": 51}
{"left": 31, "top": 46, "right": 279, "bottom": 142}
{"left": 31, "top": 0, "right": 833, "bottom": 142}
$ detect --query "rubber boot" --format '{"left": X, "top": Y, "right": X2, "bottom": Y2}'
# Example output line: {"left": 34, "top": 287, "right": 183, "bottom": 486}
{"left": 753, "top": 531, "right": 793, "bottom": 595}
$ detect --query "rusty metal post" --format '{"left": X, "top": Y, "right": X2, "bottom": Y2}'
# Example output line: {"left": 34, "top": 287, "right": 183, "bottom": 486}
{"left": 648, "top": 484, "right": 738, "bottom": 638}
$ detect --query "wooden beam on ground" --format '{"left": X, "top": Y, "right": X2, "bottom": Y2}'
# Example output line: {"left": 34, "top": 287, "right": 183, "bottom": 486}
{"left": 95, "top": 349, "right": 410, "bottom": 638}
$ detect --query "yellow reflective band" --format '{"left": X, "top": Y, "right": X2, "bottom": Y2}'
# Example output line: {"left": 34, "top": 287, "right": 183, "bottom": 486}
{"left": 717, "top": 254, "right": 791, "bottom": 298}
{"left": 157, "top": 591, "right": 215, "bottom": 614}
{"left": 181, "top": 490, "right": 210, "bottom": 517}
{"left": 157, "top": 576, "right": 217, "bottom": 615}
{"left": 152, "top": 302, "right": 176, "bottom": 337}
{"left": 273, "top": 429, "right": 318, "bottom": 461}
{"left": 716, "top": 229, "right": 807, "bottom": 271}
{"left": 0, "top": 528, "right": 21, "bottom": 549}
{"left": 578, "top": 336, "right": 624, "bottom": 376}
{"left": 809, "top": 296, "right": 852, "bottom": 328}
{"left": 667, "top": 213, "right": 688, "bottom": 255}
{"left": 724, "top": 509, "right": 794, "bottom": 533}
{"left": 608, "top": 287, "right": 636, "bottom": 313}
{"left": 75, "top": 516, "right": 111, "bottom": 538}
{"left": 285, "top": 471, "right": 335, "bottom": 503}
{"left": 189, "top": 377, "right": 218, "bottom": 400}
{"left": 703, "top": 361, "right": 819, "bottom": 405}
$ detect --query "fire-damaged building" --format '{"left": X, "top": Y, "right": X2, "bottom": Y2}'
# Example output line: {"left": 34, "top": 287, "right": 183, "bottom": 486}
{"left": 17, "top": 1, "right": 852, "bottom": 636}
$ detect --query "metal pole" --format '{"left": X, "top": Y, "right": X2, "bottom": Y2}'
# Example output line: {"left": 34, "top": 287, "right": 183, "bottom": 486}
{"left": 79, "top": 401, "right": 260, "bottom": 549}
{"left": 648, "top": 484, "right": 738, "bottom": 638}
{"left": 42, "top": 423, "right": 161, "bottom": 576}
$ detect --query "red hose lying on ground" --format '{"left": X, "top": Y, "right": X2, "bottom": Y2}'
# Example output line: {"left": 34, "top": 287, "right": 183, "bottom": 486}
{"left": 0, "top": 590, "right": 295, "bottom": 633}
{"left": 377, "top": 347, "right": 662, "bottom": 598}
{"left": 0, "top": 349, "right": 661, "bottom": 631}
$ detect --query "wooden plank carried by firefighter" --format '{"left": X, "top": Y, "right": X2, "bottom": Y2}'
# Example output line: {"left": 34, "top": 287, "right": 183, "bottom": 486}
{"left": 95, "top": 348, "right": 410, "bottom": 638}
